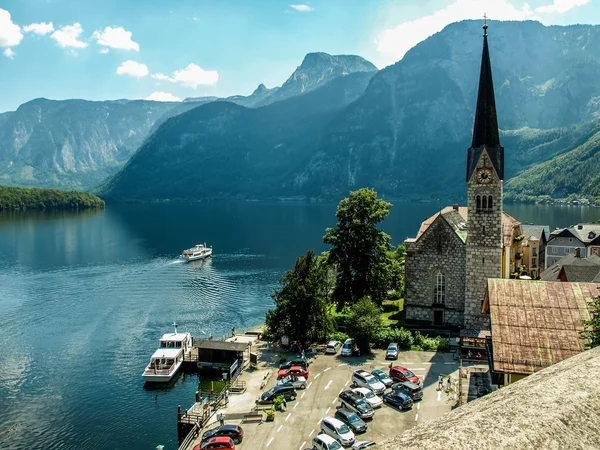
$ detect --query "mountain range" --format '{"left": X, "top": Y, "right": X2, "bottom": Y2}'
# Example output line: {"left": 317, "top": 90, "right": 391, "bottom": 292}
{"left": 2, "top": 20, "right": 600, "bottom": 203}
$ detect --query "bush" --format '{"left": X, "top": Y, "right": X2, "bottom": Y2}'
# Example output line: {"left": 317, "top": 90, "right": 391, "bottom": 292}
{"left": 411, "top": 332, "right": 449, "bottom": 352}
{"left": 372, "top": 328, "right": 414, "bottom": 350}
{"left": 387, "top": 290, "right": 402, "bottom": 300}
{"left": 328, "top": 330, "right": 349, "bottom": 343}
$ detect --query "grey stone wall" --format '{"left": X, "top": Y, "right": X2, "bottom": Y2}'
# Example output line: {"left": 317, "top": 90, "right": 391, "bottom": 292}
{"left": 465, "top": 149, "right": 503, "bottom": 330}
{"left": 405, "top": 215, "right": 466, "bottom": 327}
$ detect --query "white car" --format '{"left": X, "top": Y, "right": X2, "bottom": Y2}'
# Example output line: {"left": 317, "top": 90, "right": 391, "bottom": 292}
{"left": 352, "top": 370, "right": 386, "bottom": 395}
{"left": 325, "top": 340, "right": 342, "bottom": 355}
{"left": 352, "top": 441, "right": 377, "bottom": 449}
{"left": 320, "top": 416, "right": 356, "bottom": 447}
{"left": 276, "top": 375, "right": 307, "bottom": 389}
{"left": 313, "top": 433, "right": 343, "bottom": 450}
{"left": 352, "top": 387, "right": 383, "bottom": 408}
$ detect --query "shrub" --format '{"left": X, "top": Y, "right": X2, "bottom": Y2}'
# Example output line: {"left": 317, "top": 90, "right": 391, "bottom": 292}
{"left": 328, "top": 330, "right": 349, "bottom": 343}
{"left": 412, "top": 332, "right": 449, "bottom": 352}
{"left": 372, "top": 328, "right": 413, "bottom": 350}
{"left": 387, "top": 290, "right": 402, "bottom": 300}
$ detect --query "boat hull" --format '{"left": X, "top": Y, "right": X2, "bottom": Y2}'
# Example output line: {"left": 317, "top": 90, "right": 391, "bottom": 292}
{"left": 181, "top": 249, "right": 212, "bottom": 262}
{"left": 142, "top": 360, "right": 183, "bottom": 383}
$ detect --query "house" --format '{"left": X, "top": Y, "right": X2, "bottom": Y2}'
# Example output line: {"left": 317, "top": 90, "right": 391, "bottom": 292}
{"left": 483, "top": 278, "right": 599, "bottom": 386}
{"left": 545, "top": 223, "right": 600, "bottom": 267}
{"left": 379, "top": 346, "right": 600, "bottom": 450}
{"left": 540, "top": 251, "right": 600, "bottom": 281}
{"left": 520, "top": 225, "right": 549, "bottom": 278}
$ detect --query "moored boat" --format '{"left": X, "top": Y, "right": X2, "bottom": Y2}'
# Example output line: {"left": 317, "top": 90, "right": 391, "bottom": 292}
{"left": 142, "top": 322, "right": 193, "bottom": 383}
{"left": 180, "top": 243, "right": 212, "bottom": 262}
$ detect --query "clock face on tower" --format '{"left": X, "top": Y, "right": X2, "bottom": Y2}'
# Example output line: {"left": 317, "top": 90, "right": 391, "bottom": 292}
{"left": 476, "top": 168, "right": 493, "bottom": 184}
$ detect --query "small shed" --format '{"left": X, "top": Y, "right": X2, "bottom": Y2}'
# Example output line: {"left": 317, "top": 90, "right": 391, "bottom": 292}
{"left": 194, "top": 340, "right": 251, "bottom": 378}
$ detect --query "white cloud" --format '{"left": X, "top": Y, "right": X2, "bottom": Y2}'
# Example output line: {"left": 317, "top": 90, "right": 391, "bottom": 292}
{"left": 375, "top": 0, "right": 537, "bottom": 66}
{"left": 151, "top": 64, "right": 218, "bottom": 88}
{"left": 145, "top": 91, "right": 182, "bottom": 102}
{"left": 23, "top": 22, "right": 54, "bottom": 35}
{"left": 0, "top": 8, "right": 23, "bottom": 48}
{"left": 51, "top": 23, "right": 87, "bottom": 48}
{"left": 290, "top": 4, "right": 314, "bottom": 12}
{"left": 536, "top": 0, "right": 590, "bottom": 13}
{"left": 3, "top": 47, "right": 15, "bottom": 59}
{"left": 116, "top": 60, "right": 149, "bottom": 78}
{"left": 99, "top": 48, "right": 109, "bottom": 54}
{"left": 92, "top": 26, "right": 139, "bottom": 51}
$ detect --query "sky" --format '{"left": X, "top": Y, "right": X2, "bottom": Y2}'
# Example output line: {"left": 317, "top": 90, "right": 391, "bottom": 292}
{"left": 0, "top": 0, "right": 599, "bottom": 112}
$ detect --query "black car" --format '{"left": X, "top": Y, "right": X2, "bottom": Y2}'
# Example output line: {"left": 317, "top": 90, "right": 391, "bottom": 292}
{"left": 334, "top": 407, "right": 367, "bottom": 433}
{"left": 258, "top": 384, "right": 297, "bottom": 403}
{"left": 382, "top": 390, "right": 413, "bottom": 410}
{"left": 201, "top": 424, "right": 244, "bottom": 444}
{"left": 279, "top": 357, "right": 309, "bottom": 370}
{"left": 392, "top": 381, "right": 423, "bottom": 401}
{"left": 339, "top": 390, "right": 374, "bottom": 419}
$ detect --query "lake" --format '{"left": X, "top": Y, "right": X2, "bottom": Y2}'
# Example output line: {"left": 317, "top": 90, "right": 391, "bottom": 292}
{"left": 0, "top": 201, "right": 598, "bottom": 450}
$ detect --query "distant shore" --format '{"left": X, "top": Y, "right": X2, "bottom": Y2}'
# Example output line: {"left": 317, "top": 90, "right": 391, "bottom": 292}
{"left": 0, "top": 186, "right": 105, "bottom": 211}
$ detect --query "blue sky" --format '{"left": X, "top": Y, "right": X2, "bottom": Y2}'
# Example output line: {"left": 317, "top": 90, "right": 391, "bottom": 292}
{"left": 0, "top": 0, "right": 598, "bottom": 112}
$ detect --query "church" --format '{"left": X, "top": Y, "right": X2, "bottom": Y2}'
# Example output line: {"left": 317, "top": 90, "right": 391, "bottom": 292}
{"left": 404, "top": 22, "right": 522, "bottom": 331}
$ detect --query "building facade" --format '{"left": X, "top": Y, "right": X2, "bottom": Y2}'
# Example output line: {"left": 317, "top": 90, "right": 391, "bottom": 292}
{"left": 521, "top": 225, "right": 548, "bottom": 279}
{"left": 404, "top": 23, "right": 517, "bottom": 331}
{"left": 546, "top": 224, "right": 600, "bottom": 267}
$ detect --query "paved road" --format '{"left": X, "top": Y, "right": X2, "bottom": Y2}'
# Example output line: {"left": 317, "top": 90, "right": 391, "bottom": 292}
{"left": 236, "top": 349, "right": 459, "bottom": 449}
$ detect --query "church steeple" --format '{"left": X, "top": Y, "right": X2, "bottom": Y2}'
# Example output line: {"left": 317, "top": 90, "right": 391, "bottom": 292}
{"left": 466, "top": 18, "right": 504, "bottom": 182}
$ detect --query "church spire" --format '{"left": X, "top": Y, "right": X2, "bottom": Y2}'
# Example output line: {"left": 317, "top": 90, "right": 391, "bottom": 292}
{"left": 471, "top": 16, "right": 499, "bottom": 148}
{"left": 466, "top": 17, "right": 504, "bottom": 182}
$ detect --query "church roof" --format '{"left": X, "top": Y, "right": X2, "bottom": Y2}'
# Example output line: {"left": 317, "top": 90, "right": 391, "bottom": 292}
{"left": 378, "top": 345, "right": 600, "bottom": 450}
{"left": 484, "top": 279, "right": 598, "bottom": 375}
{"left": 414, "top": 206, "right": 520, "bottom": 248}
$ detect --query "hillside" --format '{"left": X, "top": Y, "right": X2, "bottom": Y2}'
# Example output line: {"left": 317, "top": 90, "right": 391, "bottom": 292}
{"left": 0, "top": 185, "right": 104, "bottom": 210}
{"left": 103, "top": 20, "right": 600, "bottom": 202}
{"left": 0, "top": 98, "right": 178, "bottom": 190}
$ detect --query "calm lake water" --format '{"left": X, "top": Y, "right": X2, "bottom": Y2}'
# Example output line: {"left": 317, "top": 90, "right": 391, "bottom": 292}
{"left": 0, "top": 201, "right": 598, "bottom": 450}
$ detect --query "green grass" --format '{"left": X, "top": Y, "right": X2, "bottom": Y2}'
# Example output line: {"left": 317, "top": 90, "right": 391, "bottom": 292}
{"left": 381, "top": 298, "right": 404, "bottom": 327}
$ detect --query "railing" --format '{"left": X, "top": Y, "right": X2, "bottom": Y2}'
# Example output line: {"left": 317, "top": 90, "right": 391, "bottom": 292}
{"left": 229, "top": 380, "right": 247, "bottom": 393}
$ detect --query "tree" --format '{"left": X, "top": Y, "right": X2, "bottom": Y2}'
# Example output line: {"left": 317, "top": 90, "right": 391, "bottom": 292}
{"left": 346, "top": 297, "right": 382, "bottom": 354}
{"left": 265, "top": 250, "right": 332, "bottom": 348}
{"left": 323, "top": 188, "right": 394, "bottom": 307}
{"left": 580, "top": 292, "right": 600, "bottom": 349}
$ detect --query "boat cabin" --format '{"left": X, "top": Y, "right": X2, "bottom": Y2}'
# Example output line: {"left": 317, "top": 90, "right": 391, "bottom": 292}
{"left": 160, "top": 332, "right": 192, "bottom": 351}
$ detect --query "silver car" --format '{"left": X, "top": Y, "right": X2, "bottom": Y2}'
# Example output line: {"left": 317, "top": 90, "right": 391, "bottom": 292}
{"left": 386, "top": 342, "right": 399, "bottom": 360}
{"left": 276, "top": 375, "right": 307, "bottom": 389}
{"left": 325, "top": 340, "right": 342, "bottom": 355}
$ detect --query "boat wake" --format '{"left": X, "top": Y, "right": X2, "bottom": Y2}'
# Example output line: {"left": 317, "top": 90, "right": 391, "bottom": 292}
{"left": 168, "top": 260, "right": 185, "bottom": 265}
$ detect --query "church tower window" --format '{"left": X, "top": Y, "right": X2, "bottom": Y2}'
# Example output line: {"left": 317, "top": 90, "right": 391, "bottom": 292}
{"left": 434, "top": 272, "right": 445, "bottom": 305}
{"left": 488, "top": 196, "right": 493, "bottom": 211}
{"left": 476, "top": 195, "right": 481, "bottom": 212}
{"left": 482, "top": 196, "right": 487, "bottom": 210}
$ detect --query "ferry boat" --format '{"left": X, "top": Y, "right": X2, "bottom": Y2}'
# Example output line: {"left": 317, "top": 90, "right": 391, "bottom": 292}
{"left": 142, "top": 322, "right": 193, "bottom": 383}
{"left": 180, "top": 243, "right": 212, "bottom": 262}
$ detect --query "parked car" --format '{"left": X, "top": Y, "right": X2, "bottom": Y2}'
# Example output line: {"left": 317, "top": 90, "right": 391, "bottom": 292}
{"left": 392, "top": 381, "right": 423, "bottom": 401}
{"left": 371, "top": 369, "right": 393, "bottom": 387}
{"left": 312, "top": 433, "right": 343, "bottom": 450}
{"left": 352, "top": 442, "right": 377, "bottom": 450}
{"left": 258, "top": 384, "right": 297, "bottom": 403}
{"left": 325, "top": 340, "right": 343, "bottom": 355}
{"left": 334, "top": 407, "right": 367, "bottom": 434}
{"left": 201, "top": 425, "right": 244, "bottom": 444}
{"left": 351, "top": 387, "right": 383, "bottom": 408}
{"left": 339, "top": 390, "right": 375, "bottom": 419}
{"left": 276, "top": 375, "right": 307, "bottom": 389}
{"left": 389, "top": 366, "right": 421, "bottom": 385}
{"left": 341, "top": 338, "right": 359, "bottom": 356}
{"left": 320, "top": 416, "right": 356, "bottom": 447}
{"left": 195, "top": 436, "right": 236, "bottom": 450}
{"left": 277, "top": 365, "right": 309, "bottom": 379}
{"left": 385, "top": 342, "right": 399, "bottom": 360}
{"left": 352, "top": 370, "right": 385, "bottom": 395}
{"left": 382, "top": 390, "right": 413, "bottom": 410}
{"left": 279, "top": 357, "right": 309, "bottom": 370}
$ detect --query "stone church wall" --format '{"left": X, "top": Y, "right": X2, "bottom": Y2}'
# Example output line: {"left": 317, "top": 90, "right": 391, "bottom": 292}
{"left": 405, "top": 216, "right": 466, "bottom": 327}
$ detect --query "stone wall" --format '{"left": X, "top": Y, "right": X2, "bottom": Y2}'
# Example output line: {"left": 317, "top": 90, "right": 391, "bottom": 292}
{"left": 405, "top": 215, "right": 466, "bottom": 327}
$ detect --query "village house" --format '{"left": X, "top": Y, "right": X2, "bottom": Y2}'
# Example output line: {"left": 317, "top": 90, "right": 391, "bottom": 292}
{"left": 520, "top": 225, "right": 548, "bottom": 279}
{"left": 541, "top": 251, "right": 600, "bottom": 281}
{"left": 546, "top": 223, "right": 600, "bottom": 267}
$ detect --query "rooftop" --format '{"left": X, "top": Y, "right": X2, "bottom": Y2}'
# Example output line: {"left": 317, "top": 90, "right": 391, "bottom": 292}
{"left": 160, "top": 332, "right": 191, "bottom": 342}
{"left": 541, "top": 253, "right": 600, "bottom": 281}
{"left": 195, "top": 339, "right": 249, "bottom": 352}
{"left": 151, "top": 348, "right": 182, "bottom": 359}
{"left": 379, "top": 346, "right": 600, "bottom": 450}
{"left": 484, "top": 279, "right": 599, "bottom": 375}
{"left": 559, "top": 265, "right": 600, "bottom": 283}
{"left": 521, "top": 224, "right": 549, "bottom": 243}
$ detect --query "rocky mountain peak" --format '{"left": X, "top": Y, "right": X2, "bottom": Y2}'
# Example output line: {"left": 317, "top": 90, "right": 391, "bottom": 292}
{"left": 252, "top": 83, "right": 270, "bottom": 95}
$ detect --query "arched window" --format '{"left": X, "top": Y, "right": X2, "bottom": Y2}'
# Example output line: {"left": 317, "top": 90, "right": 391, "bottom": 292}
{"left": 482, "top": 196, "right": 487, "bottom": 210}
{"left": 434, "top": 272, "right": 445, "bottom": 305}
{"left": 488, "top": 196, "right": 493, "bottom": 211}
{"left": 476, "top": 196, "right": 481, "bottom": 212}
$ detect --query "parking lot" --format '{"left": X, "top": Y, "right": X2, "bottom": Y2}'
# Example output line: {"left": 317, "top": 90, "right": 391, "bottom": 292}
{"left": 195, "top": 347, "right": 459, "bottom": 449}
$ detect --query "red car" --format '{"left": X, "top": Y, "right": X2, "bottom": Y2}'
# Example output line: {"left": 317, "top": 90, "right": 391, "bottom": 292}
{"left": 389, "top": 366, "right": 420, "bottom": 385}
{"left": 194, "top": 436, "right": 236, "bottom": 450}
{"left": 277, "top": 365, "right": 309, "bottom": 379}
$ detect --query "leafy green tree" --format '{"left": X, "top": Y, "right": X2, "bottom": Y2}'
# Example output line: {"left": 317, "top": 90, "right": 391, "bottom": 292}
{"left": 580, "top": 292, "right": 600, "bottom": 349}
{"left": 323, "top": 188, "right": 394, "bottom": 307}
{"left": 387, "top": 244, "right": 406, "bottom": 297}
{"left": 265, "top": 250, "right": 332, "bottom": 348}
{"left": 346, "top": 297, "right": 382, "bottom": 354}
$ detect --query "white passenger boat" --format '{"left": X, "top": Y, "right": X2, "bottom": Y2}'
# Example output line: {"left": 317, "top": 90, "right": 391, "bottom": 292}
{"left": 180, "top": 243, "right": 212, "bottom": 262}
{"left": 142, "top": 322, "right": 193, "bottom": 383}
